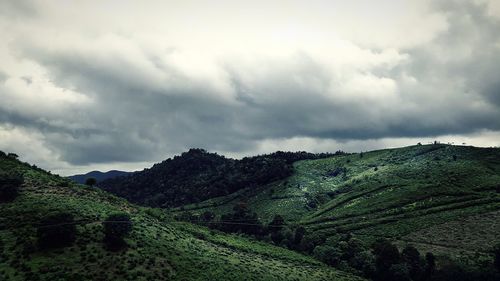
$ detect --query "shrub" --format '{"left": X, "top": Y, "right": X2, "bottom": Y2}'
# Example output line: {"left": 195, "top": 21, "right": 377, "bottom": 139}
{"left": 37, "top": 212, "right": 77, "bottom": 250}
{"left": 103, "top": 212, "right": 133, "bottom": 251}
{"left": 313, "top": 245, "right": 342, "bottom": 266}
{"left": 0, "top": 172, "right": 23, "bottom": 202}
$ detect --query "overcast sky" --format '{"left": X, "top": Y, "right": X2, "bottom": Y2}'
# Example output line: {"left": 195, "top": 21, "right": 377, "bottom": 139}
{"left": 1, "top": 0, "right": 500, "bottom": 175}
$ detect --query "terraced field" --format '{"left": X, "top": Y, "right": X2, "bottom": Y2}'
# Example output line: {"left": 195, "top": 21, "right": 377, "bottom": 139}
{"left": 175, "top": 144, "right": 500, "bottom": 262}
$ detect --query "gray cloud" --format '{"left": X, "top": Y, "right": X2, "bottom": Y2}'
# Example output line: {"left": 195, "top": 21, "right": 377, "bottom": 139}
{"left": 0, "top": 0, "right": 499, "bottom": 173}
{"left": 0, "top": 0, "right": 37, "bottom": 18}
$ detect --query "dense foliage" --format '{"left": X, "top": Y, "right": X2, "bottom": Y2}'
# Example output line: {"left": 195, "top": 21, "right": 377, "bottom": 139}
{"left": 100, "top": 148, "right": 341, "bottom": 207}
{"left": 102, "top": 213, "right": 133, "bottom": 251}
{"left": 0, "top": 172, "right": 23, "bottom": 202}
{"left": 180, "top": 207, "right": 312, "bottom": 253}
{"left": 310, "top": 235, "right": 500, "bottom": 281}
{"left": 37, "top": 212, "right": 77, "bottom": 250}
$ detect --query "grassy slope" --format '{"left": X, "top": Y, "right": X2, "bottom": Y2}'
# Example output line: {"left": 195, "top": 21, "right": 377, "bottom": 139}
{"left": 0, "top": 156, "right": 362, "bottom": 281}
{"left": 175, "top": 144, "right": 500, "bottom": 262}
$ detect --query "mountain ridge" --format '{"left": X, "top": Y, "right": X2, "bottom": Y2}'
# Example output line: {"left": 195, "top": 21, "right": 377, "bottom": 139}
{"left": 69, "top": 170, "right": 132, "bottom": 184}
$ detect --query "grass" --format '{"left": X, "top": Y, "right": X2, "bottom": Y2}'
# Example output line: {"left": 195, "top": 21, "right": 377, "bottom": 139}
{"left": 176, "top": 144, "right": 500, "bottom": 264}
{"left": 0, "top": 154, "right": 362, "bottom": 281}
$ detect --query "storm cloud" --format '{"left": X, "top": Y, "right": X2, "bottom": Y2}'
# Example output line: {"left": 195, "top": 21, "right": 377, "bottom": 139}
{"left": 0, "top": 0, "right": 499, "bottom": 174}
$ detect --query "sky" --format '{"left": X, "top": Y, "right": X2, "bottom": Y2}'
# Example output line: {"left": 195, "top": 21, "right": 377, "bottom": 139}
{"left": 1, "top": 0, "right": 500, "bottom": 175}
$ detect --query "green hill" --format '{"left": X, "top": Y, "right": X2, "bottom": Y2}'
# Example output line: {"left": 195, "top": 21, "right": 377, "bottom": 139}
{"left": 99, "top": 149, "right": 337, "bottom": 208}
{"left": 0, "top": 152, "right": 362, "bottom": 281}
{"left": 173, "top": 144, "right": 500, "bottom": 264}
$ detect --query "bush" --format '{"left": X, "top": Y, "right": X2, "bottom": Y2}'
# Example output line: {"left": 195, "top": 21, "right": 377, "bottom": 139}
{"left": 37, "top": 212, "right": 76, "bottom": 250}
{"left": 103, "top": 212, "right": 133, "bottom": 251}
{"left": 313, "top": 245, "right": 342, "bottom": 266}
{"left": 0, "top": 172, "right": 23, "bottom": 202}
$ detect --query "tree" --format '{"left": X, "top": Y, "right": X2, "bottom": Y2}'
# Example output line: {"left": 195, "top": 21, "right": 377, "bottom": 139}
{"left": 268, "top": 214, "right": 285, "bottom": 233}
{"left": 37, "top": 212, "right": 76, "bottom": 250}
{"left": 372, "top": 239, "right": 401, "bottom": 280}
{"left": 85, "top": 177, "right": 97, "bottom": 187}
{"left": 388, "top": 263, "right": 411, "bottom": 281}
{"left": 103, "top": 212, "right": 133, "bottom": 251}
{"left": 293, "top": 226, "right": 306, "bottom": 245}
{"left": 7, "top": 153, "right": 19, "bottom": 159}
{"left": 344, "top": 238, "right": 364, "bottom": 260}
{"left": 425, "top": 252, "right": 436, "bottom": 278}
{"left": 271, "top": 230, "right": 285, "bottom": 245}
{"left": 350, "top": 250, "right": 376, "bottom": 278}
{"left": 0, "top": 172, "right": 23, "bottom": 203}
{"left": 402, "top": 245, "right": 424, "bottom": 281}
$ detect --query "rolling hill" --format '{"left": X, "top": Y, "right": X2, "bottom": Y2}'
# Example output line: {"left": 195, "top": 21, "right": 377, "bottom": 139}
{"left": 3, "top": 144, "right": 498, "bottom": 280}
{"left": 0, "top": 151, "right": 362, "bottom": 281}
{"left": 99, "top": 148, "right": 338, "bottom": 207}
{"left": 171, "top": 144, "right": 500, "bottom": 265}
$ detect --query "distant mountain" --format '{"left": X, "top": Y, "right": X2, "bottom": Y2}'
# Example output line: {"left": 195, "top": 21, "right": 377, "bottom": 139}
{"left": 68, "top": 170, "right": 131, "bottom": 184}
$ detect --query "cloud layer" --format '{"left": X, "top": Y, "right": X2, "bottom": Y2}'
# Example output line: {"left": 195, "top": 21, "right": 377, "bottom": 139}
{"left": 1, "top": 0, "right": 499, "bottom": 174}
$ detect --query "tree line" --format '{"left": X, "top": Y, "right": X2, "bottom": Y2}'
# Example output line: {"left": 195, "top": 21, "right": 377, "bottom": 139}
{"left": 178, "top": 203, "right": 500, "bottom": 281}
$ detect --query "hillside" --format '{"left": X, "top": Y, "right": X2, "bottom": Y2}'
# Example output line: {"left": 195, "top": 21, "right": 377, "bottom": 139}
{"left": 68, "top": 170, "right": 131, "bottom": 184}
{"left": 0, "top": 152, "right": 362, "bottom": 281}
{"left": 173, "top": 144, "right": 500, "bottom": 264}
{"left": 99, "top": 149, "right": 337, "bottom": 208}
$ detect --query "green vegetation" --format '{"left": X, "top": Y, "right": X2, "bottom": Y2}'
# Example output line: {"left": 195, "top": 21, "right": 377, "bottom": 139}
{"left": 36, "top": 212, "right": 77, "bottom": 250}
{"left": 2, "top": 144, "right": 499, "bottom": 280}
{"left": 102, "top": 212, "right": 133, "bottom": 251}
{"left": 0, "top": 172, "right": 23, "bottom": 203}
{"left": 172, "top": 144, "right": 500, "bottom": 278}
{"left": 0, "top": 151, "right": 361, "bottom": 281}
{"left": 100, "top": 149, "right": 341, "bottom": 208}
